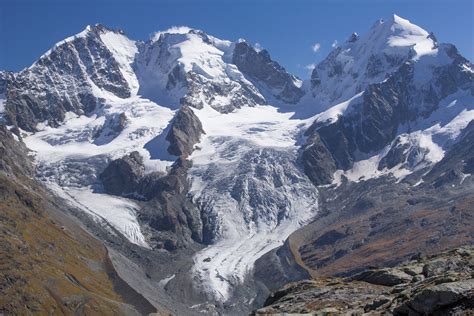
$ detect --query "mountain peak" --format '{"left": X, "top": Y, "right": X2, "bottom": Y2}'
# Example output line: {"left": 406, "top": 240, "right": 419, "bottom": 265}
{"left": 151, "top": 26, "right": 196, "bottom": 42}
{"left": 370, "top": 14, "right": 429, "bottom": 38}
{"left": 310, "top": 14, "right": 439, "bottom": 107}
{"left": 362, "top": 14, "right": 435, "bottom": 59}
{"left": 390, "top": 14, "right": 429, "bottom": 36}
{"left": 392, "top": 13, "right": 405, "bottom": 24}
{"left": 346, "top": 32, "right": 359, "bottom": 43}
{"left": 87, "top": 23, "right": 126, "bottom": 35}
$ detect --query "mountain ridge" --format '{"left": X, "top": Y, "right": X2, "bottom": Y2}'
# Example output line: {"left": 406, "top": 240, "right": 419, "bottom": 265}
{"left": 0, "top": 14, "right": 472, "bottom": 314}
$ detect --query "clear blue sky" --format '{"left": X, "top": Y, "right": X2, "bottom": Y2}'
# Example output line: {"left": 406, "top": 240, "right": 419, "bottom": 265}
{"left": 1, "top": 0, "right": 472, "bottom": 78}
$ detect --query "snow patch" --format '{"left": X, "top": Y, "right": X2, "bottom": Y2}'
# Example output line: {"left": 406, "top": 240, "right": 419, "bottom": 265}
{"left": 0, "top": 94, "right": 5, "bottom": 113}
{"left": 158, "top": 274, "right": 176, "bottom": 287}
{"left": 50, "top": 184, "right": 149, "bottom": 248}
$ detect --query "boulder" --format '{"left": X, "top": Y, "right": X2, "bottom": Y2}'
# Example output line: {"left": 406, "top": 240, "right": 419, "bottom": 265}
{"left": 394, "top": 279, "right": 474, "bottom": 314}
{"left": 354, "top": 268, "right": 413, "bottom": 286}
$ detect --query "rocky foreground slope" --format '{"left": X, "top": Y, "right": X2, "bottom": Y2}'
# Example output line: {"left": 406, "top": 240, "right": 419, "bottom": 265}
{"left": 255, "top": 247, "right": 474, "bottom": 315}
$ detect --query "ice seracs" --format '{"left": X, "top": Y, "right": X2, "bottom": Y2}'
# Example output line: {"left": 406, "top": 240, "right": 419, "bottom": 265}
{"left": 188, "top": 105, "right": 318, "bottom": 301}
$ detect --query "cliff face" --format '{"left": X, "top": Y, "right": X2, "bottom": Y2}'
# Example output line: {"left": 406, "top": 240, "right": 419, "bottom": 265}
{"left": 0, "top": 126, "right": 155, "bottom": 315}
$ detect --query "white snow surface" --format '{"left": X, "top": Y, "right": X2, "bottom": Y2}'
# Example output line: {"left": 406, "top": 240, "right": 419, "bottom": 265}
{"left": 57, "top": 185, "right": 149, "bottom": 248}
{"left": 0, "top": 94, "right": 5, "bottom": 113}
{"left": 136, "top": 29, "right": 261, "bottom": 112}
{"left": 99, "top": 31, "right": 139, "bottom": 94}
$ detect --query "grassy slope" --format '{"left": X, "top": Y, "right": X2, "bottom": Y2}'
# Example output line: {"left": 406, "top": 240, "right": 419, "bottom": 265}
{"left": 0, "top": 172, "right": 145, "bottom": 315}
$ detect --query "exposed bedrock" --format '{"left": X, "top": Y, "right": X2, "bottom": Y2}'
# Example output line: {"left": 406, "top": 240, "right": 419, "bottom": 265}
{"left": 99, "top": 151, "right": 145, "bottom": 196}
{"left": 166, "top": 105, "right": 205, "bottom": 157}
{"left": 255, "top": 247, "right": 474, "bottom": 315}
{"left": 300, "top": 45, "right": 473, "bottom": 185}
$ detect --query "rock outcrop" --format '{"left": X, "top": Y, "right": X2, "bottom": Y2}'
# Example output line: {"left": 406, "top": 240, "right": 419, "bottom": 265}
{"left": 99, "top": 151, "right": 145, "bottom": 196}
{"left": 255, "top": 247, "right": 474, "bottom": 315}
{"left": 299, "top": 132, "right": 338, "bottom": 185}
{"left": 99, "top": 151, "right": 203, "bottom": 250}
{"left": 166, "top": 105, "right": 204, "bottom": 157}
{"left": 138, "top": 158, "right": 203, "bottom": 250}
{"left": 423, "top": 120, "right": 474, "bottom": 187}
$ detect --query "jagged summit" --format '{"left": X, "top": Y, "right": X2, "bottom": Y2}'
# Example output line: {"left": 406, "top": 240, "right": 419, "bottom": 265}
{"left": 346, "top": 32, "right": 359, "bottom": 43}
{"left": 308, "top": 14, "right": 441, "bottom": 109}
{"left": 89, "top": 23, "right": 126, "bottom": 35}
{"left": 30, "top": 23, "right": 127, "bottom": 67}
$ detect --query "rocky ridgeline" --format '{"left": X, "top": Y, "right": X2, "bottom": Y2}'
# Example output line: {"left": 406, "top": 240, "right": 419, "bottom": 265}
{"left": 255, "top": 247, "right": 474, "bottom": 315}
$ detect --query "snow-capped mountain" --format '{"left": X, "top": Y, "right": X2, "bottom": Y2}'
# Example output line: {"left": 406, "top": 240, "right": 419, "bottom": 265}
{"left": 310, "top": 15, "right": 439, "bottom": 108}
{"left": 0, "top": 14, "right": 472, "bottom": 313}
{"left": 301, "top": 14, "right": 473, "bottom": 185}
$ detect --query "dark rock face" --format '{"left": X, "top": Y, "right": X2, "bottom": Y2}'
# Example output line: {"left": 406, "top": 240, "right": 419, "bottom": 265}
{"left": 313, "top": 119, "right": 356, "bottom": 171}
{"left": 99, "top": 153, "right": 203, "bottom": 250}
{"left": 378, "top": 136, "right": 412, "bottom": 170}
{"left": 166, "top": 106, "right": 204, "bottom": 157}
{"left": 3, "top": 25, "right": 131, "bottom": 131}
{"left": 232, "top": 41, "right": 304, "bottom": 104}
{"left": 0, "top": 125, "right": 34, "bottom": 177}
{"left": 299, "top": 133, "right": 337, "bottom": 185}
{"left": 255, "top": 247, "right": 474, "bottom": 315}
{"left": 135, "top": 158, "right": 203, "bottom": 250}
{"left": 99, "top": 151, "right": 145, "bottom": 196}
{"left": 180, "top": 71, "right": 266, "bottom": 113}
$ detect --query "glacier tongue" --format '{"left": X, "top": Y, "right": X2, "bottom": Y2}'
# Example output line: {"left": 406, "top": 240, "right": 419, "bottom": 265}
{"left": 188, "top": 105, "right": 318, "bottom": 301}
